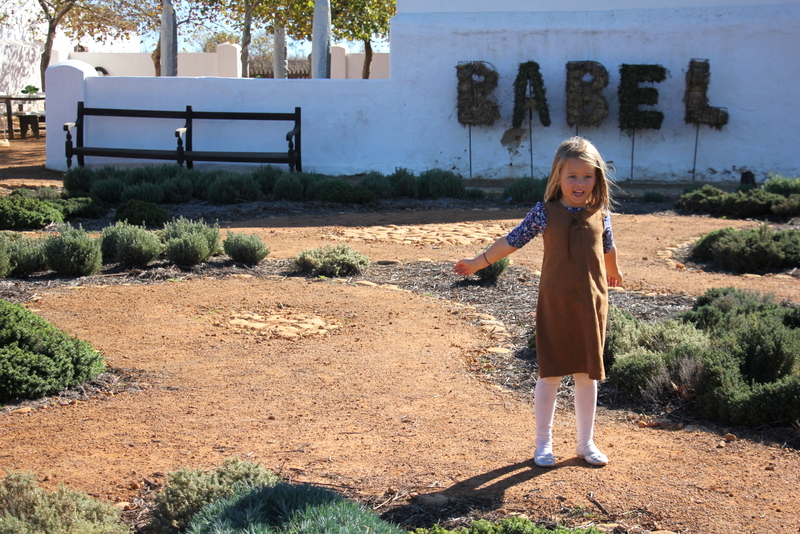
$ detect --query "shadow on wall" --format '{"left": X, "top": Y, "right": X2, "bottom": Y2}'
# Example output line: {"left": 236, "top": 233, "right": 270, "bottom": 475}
{"left": 0, "top": 42, "right": 42, "bottom": 94}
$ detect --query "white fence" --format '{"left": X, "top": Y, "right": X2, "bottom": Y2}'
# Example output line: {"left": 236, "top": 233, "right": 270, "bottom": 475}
{"left": 45, "top": 0, "right": 800, "bottom": 183}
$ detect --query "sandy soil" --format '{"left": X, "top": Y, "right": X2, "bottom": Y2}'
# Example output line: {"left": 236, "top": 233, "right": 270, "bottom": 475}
{"left": 1, "top": 136, "right": 799, "bottom": 534}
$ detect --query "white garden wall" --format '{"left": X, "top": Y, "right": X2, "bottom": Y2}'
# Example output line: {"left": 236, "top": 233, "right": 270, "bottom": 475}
{"left": 45, "top": 0, "right": 800, "bottom": 184}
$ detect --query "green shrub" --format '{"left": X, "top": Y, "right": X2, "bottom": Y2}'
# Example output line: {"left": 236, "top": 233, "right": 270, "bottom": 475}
{"left": 719, "top": 188, "right": 784, "bottom": 219}
{"left": 49, "top": 197, "right": 106, "bottom": 220}
{"left": 295, "top": 244, "right": 370, "bottom": 277}
{"left": 475, "top": 250, "right": 509, "bottom": 282}
{"left": 307, "top": 179, "right": 377, "bottom": 204}
{"left": 0, "top": 195, "right": 64, "bottom": 230}
{"left": 417, "top": 168, "right": 466, "bottom": 199}
{"left": 187, "top": 482, "right": 405, "bottom": 534}
{"left": 162, "top": 217, "right": 222, "bottom": 256}
{"left": 253, "top": 165, "right": 286, "bottom": 196}
{"left": 224, "top": 231, "right": 270, "bottom": 265}
{"left": 3, "top": 234, "right": 47, "bottom": 277}
{"left": 388, "top": 167, "right": 418, "bottom": 198}
{"left": 465, "top": 187, "right": 486, "bottom": 200}
{"left": 603, "top": 305, "right": 646, "bottom": 369}
{"left": 164, "top": 234, "right": 211, "bottom": 266}
{"left": 151, "top": 457, "right": 280, "bottom": 534}
{"left": 101, "top": 221, "right": 134, "bottom": 259}
{"left": 610, "top": 348, "right": 671, "bottom": 400}
{"left": 763, "top": 173, "right": 800, "bottom": 197}
{"left": 680, "top": 287, "right": 785, "bottom": 331}
{"left": 120, "top": 182, "right": 166, "bottom": 204}
{"left": 273, "top": 173, "right": 306, "bottom": 201}
{"left": 162, "top": 175, "right": 196, "bottom": 204}
{"left": 115, "top": 225, "right": 162, "bottom": 267}
{"left": 690, "top": 225, "right": 800, "bottom": 274}
{"left": 62, "top": 166, "right": 96, "bottom": 197}
{"left": 411, "top": 517, "right": 602, "bottom": 533}
{"left": 771, "top": 195, "right": 800, "bottom": 218}
{"left": 606, "top": 287, "right": 800, "bottom": 427}
{"left": 207, "top": 173, "right": 261, "bottom": 204}
{"left": 0, "top": 245, "right": 10, "bottom": 278}
{"left": 115, "top": 199, "right": 170, "bottom": 227}
{"left": 720, "top": 317, "right": 798, "bottom": 384}
{"left": 89, "top": 177, "right": 125, "bottom": 203}
{"left": 0, "top": 299, "right": 105, "bottom": 401}
{"left": 642, "top": 191, "right": 666, "bottom": 203}
{"left": 43, "top": 226, "right": 102, "bottom": 277}
{"left": 674, "top": 184, "right": 726, "bottom": 214}
{"left": 0, "top": 471, "right": 128, "bottom": 534}
{"left": 503, "top": 177, "right": 547, "bottom": 204}
{"left": 359, "top": 171, "right": 394, "bottom": 200}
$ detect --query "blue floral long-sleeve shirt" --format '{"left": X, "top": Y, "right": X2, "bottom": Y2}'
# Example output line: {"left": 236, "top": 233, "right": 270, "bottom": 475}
{"left": 505, "top": 202, "right": 615, "bottom": 252}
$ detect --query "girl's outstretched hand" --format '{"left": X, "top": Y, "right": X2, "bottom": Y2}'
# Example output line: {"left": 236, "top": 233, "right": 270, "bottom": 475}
{"left": 453, "top": 258, "right": 480, "bottom": 276}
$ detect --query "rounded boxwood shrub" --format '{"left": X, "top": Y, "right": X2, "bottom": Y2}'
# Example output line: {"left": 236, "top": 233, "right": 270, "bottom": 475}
{"left": 120, "top": 182, "right": 166, "bottom": 204}
{"left": 503, "top": 176, "right": 547, "bottom": 204}
{"left": 295, "top": 244, "right": 370, "bottom": 277}
{"left": 0, "top": 471, "right": 128, "bottom": 534}
{"left": 187, "top": 482, "right": 405, "bottom": 534}
{"left": 161, "top": 217, "right": 222, "bottom": 256}
{"left": 115, "top": 225, "right": 162, "bottom": 267}
{"left": 359, "top": 171, "right": 393, "bottom": 200}
{"left": 388, "top": 167, "right": 418, "bottom": 199}
{"left": 162, "top": 176, "right": 196, "bottom": 204}
{"left": 475, "top": 250, "right": 510, "bottom": 282}
{"left": 208, "top": 173, "right": 261, "bottom": 204}
{"left": 101, "top": 221, "right": 134, "bottom": 259}
{"left": 89, "top": 177, "right": 125, "bottom": 203}
{"left": 0, "top": 299, "right": 105, "bottom": 401}
{"left": 253, "top": 165, "right": 286, "bottom": 196}
{"left": 417, "top": 168, "right": 466, "bottom": 199}
{"left": 223, "top": 231, "right": 270, "bottom": 266}
{"left": 43, "top": 225, "right": 102, "bottom": 277}
{"left": 763, "top": 173, "right": 800, "bottom": 197}
{"left": 115, "top": 199, "right": 170, "bottom": 227}
{"left": 151, "top": 457, "right": 280, "bottom": 534}
{"left": 62, "top": 166, "right": 97, "bottom": 197}
{"left": 307, "top": 179, "right": 377, "bottom": 204}
{"left": 609, "top": 347, "right": 670, "bottom": 400}
{"left": 273, "top": 173, "right": 306, "bottom": 201}
{"left": 2, "top": 233, "right": 47, "bottom": 277}
{"left": 164, "top": 234, "right": 211, "bottom": 266}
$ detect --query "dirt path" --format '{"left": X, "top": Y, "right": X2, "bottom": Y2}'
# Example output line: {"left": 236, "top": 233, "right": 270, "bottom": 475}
{"left": 1, "top": 138, "right": 799, "bottom": 533}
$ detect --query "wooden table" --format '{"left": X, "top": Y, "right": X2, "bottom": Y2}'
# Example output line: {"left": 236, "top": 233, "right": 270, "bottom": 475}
{"left": 1, "top": 94, "right": 45, "bottom": 139}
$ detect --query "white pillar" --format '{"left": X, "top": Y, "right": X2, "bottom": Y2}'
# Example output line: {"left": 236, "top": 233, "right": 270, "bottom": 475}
{"left": 44, "top": 60, "right": 97, "bottom": 171}
{"left": 311, "top": 0, "right": 331, "bottom": 78}
{"left": 273, "top": 26, "right": 288, "bottom": 79}
{"left": 161, "top": 0, "right": 178, "bottom": 76}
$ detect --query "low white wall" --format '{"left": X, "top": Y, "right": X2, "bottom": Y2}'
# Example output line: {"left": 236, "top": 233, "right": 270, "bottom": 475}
{"left": 68, "top": 44, "right": 242, "bottom": 77}
{"left": 46, "top": 1, "right": 800, "bottom": 183}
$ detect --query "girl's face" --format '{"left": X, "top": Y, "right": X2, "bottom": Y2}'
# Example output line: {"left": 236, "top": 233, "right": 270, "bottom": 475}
{"left": 558, "top": 157, "right": 597, "bottom": 208}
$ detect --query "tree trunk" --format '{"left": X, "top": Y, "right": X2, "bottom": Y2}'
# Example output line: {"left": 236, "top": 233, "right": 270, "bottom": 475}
{"left": 152, "top": 40, "right": 162, "bottom": 77}
{"left": 361, "top": 39, "right": 372, "bottom": 79}
{"left": 240, "top": 3, "right": 253, "bottom": 78}
{"left": 311, "top": 0, "right": 331, "bottom": 78}
{"left": 37, "top": 0, "right": 75, "bottom": 91}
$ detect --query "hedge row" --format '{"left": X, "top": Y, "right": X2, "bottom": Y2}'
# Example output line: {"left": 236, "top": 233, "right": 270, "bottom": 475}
{"left": 675, "top": 174, "right": 800, "bottom": 219}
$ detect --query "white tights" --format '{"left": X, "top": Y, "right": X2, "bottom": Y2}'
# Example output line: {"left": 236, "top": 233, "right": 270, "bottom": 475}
{"left": 534, "top": 373, "right": 598, "bottom": 453}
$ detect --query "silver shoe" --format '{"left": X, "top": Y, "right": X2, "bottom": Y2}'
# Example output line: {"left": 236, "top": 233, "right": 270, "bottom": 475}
{"left": 576, "top": 444, "right": 608, "bottom": 466}
{"left": 534, "top": 450, "right": 556, "bottom": 467}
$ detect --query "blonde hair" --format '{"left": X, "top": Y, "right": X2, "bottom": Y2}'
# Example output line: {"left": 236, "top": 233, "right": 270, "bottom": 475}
{"left": 543, "top": 136, "right": 613, "bottom": 213}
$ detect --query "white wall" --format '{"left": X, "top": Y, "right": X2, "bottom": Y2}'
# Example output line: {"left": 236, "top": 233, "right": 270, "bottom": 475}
{"left": 46, "top": 1, "right": 800, "bottom": 183}
{"left": 67, "top": 44, "right": 242, "bottom": 77}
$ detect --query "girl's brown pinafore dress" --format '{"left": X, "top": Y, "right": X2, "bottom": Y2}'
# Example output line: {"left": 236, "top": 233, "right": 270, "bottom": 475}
{"left": 535, "top": 201, "right": 608, "bottom": 380}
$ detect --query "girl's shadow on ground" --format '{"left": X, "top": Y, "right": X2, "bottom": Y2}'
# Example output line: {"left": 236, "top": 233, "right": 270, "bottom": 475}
{"left": 380, "top": 457, "right": 594, "bottom": 528}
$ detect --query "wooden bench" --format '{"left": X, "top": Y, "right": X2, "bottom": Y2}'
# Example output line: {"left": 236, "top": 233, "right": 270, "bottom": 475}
{"left": 64, "top": 101, "right": 302, "bottom": 172}
{"left": 64, "top": 102, "right": 188, "bottom": 169}
{"left": 179, "top": 106, "right": 302, "bottom": 172}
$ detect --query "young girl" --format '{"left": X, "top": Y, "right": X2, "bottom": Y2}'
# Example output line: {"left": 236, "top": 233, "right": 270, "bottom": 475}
{"left": 454, "top": 137, "right": 623, "bottom": 467}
